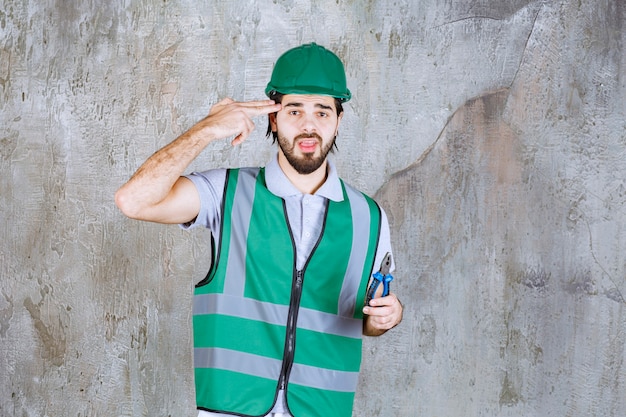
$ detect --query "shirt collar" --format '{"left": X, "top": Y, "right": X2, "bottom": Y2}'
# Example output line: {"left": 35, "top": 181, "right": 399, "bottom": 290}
{"left": 265, "top": 152, "right": 344, "bottom": 202}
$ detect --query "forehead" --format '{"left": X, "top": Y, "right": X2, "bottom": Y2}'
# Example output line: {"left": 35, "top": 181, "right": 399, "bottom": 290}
{"left": 281, "top": 94, "right": 337, "bottom": 110}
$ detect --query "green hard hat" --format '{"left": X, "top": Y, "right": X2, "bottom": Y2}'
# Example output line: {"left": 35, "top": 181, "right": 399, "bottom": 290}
{"left": 265, "top": 43, "right": 351, "bottom": 102}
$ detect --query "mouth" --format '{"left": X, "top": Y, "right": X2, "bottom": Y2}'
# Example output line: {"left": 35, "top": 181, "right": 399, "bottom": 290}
{"left": 296, "top": 134, "right": 321, "bottom": 153}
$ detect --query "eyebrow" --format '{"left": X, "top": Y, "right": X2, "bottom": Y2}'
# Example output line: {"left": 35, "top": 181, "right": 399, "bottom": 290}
{"left": 283, "top": 101, "right": 334, "bottom": 111}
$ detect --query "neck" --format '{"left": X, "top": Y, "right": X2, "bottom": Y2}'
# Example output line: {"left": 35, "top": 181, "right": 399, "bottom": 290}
{"left": 277, "top": 152, "right": 328, "bottom": 195}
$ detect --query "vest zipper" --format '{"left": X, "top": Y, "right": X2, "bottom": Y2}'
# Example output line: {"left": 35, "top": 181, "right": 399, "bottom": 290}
{"left": 278, "top": 269, "right": 304, "bottom": 391}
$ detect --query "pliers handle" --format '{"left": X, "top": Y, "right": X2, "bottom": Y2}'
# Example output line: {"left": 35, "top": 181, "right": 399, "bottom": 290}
{"left": 365, "top": 252, "right": 393, "bottom": 307}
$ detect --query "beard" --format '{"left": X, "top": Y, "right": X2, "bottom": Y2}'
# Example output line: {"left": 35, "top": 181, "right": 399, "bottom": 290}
{"left": 277, "top": 131, "right": 336, "bottom": 175}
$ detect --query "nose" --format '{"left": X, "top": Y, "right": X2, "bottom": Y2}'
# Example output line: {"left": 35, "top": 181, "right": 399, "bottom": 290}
{"left": 298, "top": 112, "right": 317, "bottom": 133}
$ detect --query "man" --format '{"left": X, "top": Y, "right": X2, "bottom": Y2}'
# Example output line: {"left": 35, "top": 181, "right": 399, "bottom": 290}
{"left": 115, "top": 43, "right": 403, "bottom": 417}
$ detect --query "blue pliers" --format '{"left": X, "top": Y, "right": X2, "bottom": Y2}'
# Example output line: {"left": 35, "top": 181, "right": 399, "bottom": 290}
{"left": 365, "top": 252, "right": 393, "bottom": 306}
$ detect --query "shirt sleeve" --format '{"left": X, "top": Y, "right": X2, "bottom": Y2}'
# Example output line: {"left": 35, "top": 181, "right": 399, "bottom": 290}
{"left": 179, "top": 168, "right": 227, "bottom": 234}
{"left": 372, "top": 205, "right": 395, "bottom": 274}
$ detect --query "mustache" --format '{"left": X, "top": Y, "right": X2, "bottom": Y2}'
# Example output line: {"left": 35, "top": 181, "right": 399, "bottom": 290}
{"left": 295, "top": 133, "right": 322, "bottom": 141}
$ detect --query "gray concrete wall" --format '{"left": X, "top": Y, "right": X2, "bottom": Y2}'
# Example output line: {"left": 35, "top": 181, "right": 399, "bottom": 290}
{"left": 1, "top": 0, "right": 624, "bottom": 416}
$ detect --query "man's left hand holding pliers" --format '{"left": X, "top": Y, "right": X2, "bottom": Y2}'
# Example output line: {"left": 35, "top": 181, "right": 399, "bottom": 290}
{"left": 362, "top": 252, "right": 403, "bottom": 336}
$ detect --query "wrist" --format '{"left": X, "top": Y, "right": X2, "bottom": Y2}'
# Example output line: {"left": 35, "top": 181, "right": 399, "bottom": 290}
{"left": 184, "top": 121, "right": 217, "bottom": 149}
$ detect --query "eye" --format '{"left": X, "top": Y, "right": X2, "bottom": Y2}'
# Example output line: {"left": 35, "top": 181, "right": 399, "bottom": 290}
{"left": 289, "top": 110, "right": 300, "bottom": 116}
{"left": 318, "top": 111, "right": 328, "bottom": 118}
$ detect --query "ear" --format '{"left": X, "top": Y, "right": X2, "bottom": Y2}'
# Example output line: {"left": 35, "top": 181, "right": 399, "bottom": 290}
{"left": 335, "top": 111, "right": 343, "bottom": 136}
{"left": 269, "top": 113, "right": 278, "bottom": 132}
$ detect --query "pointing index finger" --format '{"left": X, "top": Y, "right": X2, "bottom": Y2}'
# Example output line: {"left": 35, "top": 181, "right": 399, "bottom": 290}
{"left": 239, "top": 100, "right": 282, "bottom": 117}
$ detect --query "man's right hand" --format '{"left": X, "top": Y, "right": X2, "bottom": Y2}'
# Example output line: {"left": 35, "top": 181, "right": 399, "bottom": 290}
{"left": 114, "top": 98, "right": 281, "bottom": 224}
{"left": 192, "top": 98, "right": 281, "bottom": 146}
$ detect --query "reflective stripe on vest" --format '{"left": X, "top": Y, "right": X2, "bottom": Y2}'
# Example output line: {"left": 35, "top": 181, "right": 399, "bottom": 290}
{"left": 193, "top": 167, "right": 381, "bottom": 417}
